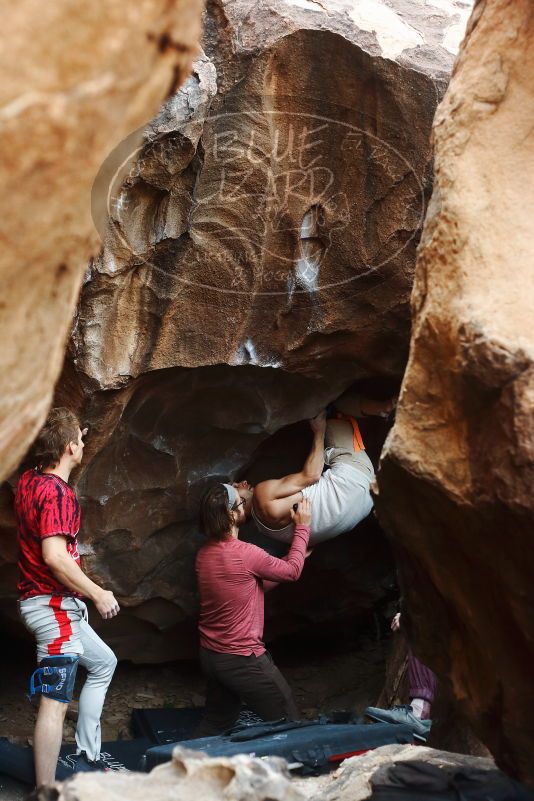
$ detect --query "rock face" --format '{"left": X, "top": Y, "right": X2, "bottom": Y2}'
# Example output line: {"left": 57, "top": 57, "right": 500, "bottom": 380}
{"left": 377, "top": 0, "right": 534, "bottom": 786}
{"left": 74, "top": 0, "right": 471, "bottom": 390}
{"left": 33, "top": 743, "right": 505, "bottom": 801}
{"left": 0, "top": 0, "right": 205, "bottom": 483}
{"left": 307, "top": 743, "right": 498, "bottom": 801}
{"left": 17, "top": 0, "right": 468, "bottom": 660}
{"left": 34, "top": 747, "right": 304, "bottom": 801}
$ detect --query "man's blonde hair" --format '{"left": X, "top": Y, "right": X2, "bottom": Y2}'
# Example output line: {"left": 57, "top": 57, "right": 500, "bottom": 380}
{"left": 32, "top": 407, "right": 80, "bottom": 469}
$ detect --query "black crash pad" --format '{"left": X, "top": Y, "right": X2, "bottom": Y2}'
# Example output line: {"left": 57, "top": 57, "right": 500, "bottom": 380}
{"left": 145, "top": 720, "right": 417, "bottom": 772}
{"left": 0, "top": 736, "right": 151, "bottom": 785}
{"left": 131, "top": 706, "right": 262, "bottom": 744}
{"left": 132, "top": 706, "right": 204, "bottom": 744}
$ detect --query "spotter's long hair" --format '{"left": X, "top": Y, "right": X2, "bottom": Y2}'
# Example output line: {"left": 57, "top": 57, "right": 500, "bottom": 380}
{"left": 200, "top": 483, "right": 236, "bottom": 541}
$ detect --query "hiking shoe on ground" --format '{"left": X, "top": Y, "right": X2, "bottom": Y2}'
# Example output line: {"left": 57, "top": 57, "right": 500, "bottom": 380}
{"left": 364, "top": 704, "right": 432, "bottom": 741}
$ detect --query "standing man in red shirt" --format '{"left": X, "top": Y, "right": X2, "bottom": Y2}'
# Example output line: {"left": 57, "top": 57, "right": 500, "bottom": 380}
{"left": 15, "top": 407, "right": 120, "bottom": 786}
{"left": 195, "top": 482, "right": 311, "bottom": 736}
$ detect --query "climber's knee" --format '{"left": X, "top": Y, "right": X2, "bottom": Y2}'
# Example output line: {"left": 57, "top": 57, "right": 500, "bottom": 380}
{"left": 98, "top": 651, "right": 118, "bottom": 682}
{"left": 28, "top": 654, "right": 79, "bottom": 704}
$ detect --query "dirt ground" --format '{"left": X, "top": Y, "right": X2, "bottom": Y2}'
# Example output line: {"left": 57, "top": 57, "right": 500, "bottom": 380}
{"left": 0, "top": 636, "right": 388, "bottom": 744}
{"left": 0, "top": 631, "right": 388, "bottom": 797}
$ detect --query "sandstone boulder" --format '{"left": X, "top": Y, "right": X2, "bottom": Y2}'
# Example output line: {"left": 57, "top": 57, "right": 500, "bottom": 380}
{"left": 34, "top": 0, "right": 470, "bottom": 660}
{"left": 74, "top": 0, "right": 472, "bottom": 391}
{"left": 307, "top": 743, "right": 497, "bottom": 800}
{"left": 32, "top": 742, "right": 506, "bottom": 801}
{"left": 33, "top": 746, "right": 304, "bottom": 801}
{"left": 377, "top": 0, "right": 534, "bottom": 785}
{"left": 0, "top": 0, "right": 205, "bottom": 483}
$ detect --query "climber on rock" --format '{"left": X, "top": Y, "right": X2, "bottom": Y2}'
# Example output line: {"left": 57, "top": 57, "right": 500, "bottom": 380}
{"left": 238, "top": 388, "right": 396, "bottom": 547}
{"left": 195, "top": 484, "right": 312, "bottom": 735}
{"left": 15, "top": 407, "right": 119, "bottom": 786}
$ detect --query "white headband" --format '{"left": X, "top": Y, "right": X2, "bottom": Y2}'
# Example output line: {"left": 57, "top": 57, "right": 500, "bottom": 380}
{"left": 222, "top": 483, "right": 240, "bottom": 510}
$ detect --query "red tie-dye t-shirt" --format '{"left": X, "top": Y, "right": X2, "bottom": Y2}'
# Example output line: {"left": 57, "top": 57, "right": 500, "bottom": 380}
{"left": 15, "top": 469, "right": 82, "bottom": 600}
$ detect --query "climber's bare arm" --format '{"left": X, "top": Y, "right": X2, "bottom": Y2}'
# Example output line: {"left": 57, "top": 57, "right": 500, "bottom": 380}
{"left": 254, "top": 412, "right": 326, "bottom": 521}
{"left": 257, "top": 412, "right": 326, "bottom": 500}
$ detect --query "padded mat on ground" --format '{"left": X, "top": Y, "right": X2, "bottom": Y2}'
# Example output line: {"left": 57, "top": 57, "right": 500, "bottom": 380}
{"left": 0, "top": 736, "right": 151, "bottom": 785}
{"left": 132, "top": 707, "right": 204, "bottom": 745}
{"left": 132, "top": 707, "right": 204, "bottom": 744}
{"left": 132, "top": 706, "right": 262, "bottom": 744}
{"left": 145, "top": 720, "right": 417, "bottom": 772}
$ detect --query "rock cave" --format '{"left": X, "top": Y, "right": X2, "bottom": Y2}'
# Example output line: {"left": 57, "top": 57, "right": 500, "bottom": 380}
{"left": 1, "top": 0, "right": 533, "bottom": 798}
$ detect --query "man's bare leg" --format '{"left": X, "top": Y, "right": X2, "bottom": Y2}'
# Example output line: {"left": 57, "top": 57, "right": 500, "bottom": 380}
{"left": 34, "top": 695, "right": 68, "bottom": 785}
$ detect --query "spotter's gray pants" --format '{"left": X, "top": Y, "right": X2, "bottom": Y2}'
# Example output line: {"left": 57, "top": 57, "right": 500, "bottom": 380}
{"left": 19, "top": 595, "right": 117, "bottom": 762}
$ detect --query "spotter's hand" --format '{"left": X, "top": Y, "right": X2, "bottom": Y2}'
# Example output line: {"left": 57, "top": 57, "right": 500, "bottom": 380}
{"left": 291, "top": 498, "right": 312, "bottom": 527}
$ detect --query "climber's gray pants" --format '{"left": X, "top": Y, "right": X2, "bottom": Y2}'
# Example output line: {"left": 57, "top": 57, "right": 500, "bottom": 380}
{"left": 19, "top": 595, "right": 117, "bottom": 762}
{"left": 325, "top": 419, "right": 374, "bottom": 477}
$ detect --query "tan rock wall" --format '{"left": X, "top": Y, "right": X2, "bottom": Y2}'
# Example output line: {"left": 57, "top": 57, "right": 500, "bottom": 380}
{"left": 0, "top": 0, "right": 204, "bottom": 482}
{"left": 51, "top": 0, "right": 466, "bottom": 659}
{"left": 1, "top": 0, "right": 471, "bottom": 660}
{"left": 377, "top": 0, "right": 534, "bottom": 784}
{"left": 34, "top": 743, "right": 502, "bottom": 801}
